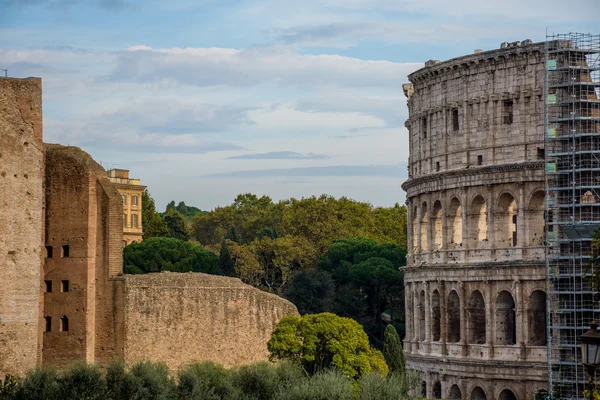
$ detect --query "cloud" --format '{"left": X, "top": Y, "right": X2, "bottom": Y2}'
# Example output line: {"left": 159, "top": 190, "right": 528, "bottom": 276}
{"left": 108, "top": 45, "right": 421, "bottom": 89}
{"left": 226, "top": 151, "right": 329, "bottom": 160}
{"left": 204, "top": 164, "right": 406, "bottom": 178}
{"left": 3, "top": 0, "right": 130, "bottom": 11}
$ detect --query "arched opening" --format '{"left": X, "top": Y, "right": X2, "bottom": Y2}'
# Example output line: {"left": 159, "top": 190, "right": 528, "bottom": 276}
{"left": 432, "top": 381, "right": 442, "bottom": 398}
{"left": 496, "top": 291, "right": 516, "bottom": 345}
{"left": 413, "top": 207, "right": 418, "bottom": 252}
{"left": 471, "top": 387, "right": 487, "bottom": 400}
{"left": 433, "top": 201, "right": 443, "bottom": 250}
{"left": 448, "top": 197, "right": 462, "bottom": 247}
{"left": 419, "top": 291, "right": 426, "bottom": 341}
{"left": 447, "top": 290, "right": 460, "bottom": 342}
{"left": 499, "top": 389, "right": 518, "bottom": 400}
{"left": 431, "top": 290, "right": 441, "bottom": 341}
{"left": 60, "top": 316, "right": 69, "bottom": 332}
{"left": 527, "top": 191, "right": 545, "bottom": 246}
{"left": 582, "top": 190, "right": 596, "bottom": 204}
{"left": 497, "top": 193, "right": 518, "bottom": 248}
{"left": 421, "top": 202, "right": 429, "bottom": 251}
{"left": 468, "top": 291, "right": 486, "bottom": 344}
{"left": 449, "top": 385, "right": 462, "bottom": 400}
{"left": 470, "top": 196, "right": 487, "bottom": 247}
{"left": 422, "top": 381, "right": 427, "bottom": 398}
{"left": 530, "top": 290, "right": 547, "bottom": 346}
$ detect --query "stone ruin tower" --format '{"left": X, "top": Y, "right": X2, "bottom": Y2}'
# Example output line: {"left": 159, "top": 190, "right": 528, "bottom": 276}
{"left": 402, "top": 41, "right": 548, "bottom": 400}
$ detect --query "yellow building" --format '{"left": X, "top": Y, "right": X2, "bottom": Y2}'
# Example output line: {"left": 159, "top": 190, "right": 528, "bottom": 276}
{"left": 107, "top": 169, "right": 146, "bottom": 246}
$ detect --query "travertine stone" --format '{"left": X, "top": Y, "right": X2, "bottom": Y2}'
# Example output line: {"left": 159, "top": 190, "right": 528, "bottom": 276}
{"left": 0, "top": 77, "right": 44, "bottom": 378}
{"left": 402, "top": 42, "right": 547, "bottom": 400}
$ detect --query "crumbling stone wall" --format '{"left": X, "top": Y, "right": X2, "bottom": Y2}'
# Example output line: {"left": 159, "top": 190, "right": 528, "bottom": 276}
{"left": 43, "top": 144, "right": 124, "bottom": 369}
{"left": 123, "top": 272, "right": 299, "bottom": 371}
{"left": 402, "top": 41, "right": 548, "bottom": 400}
{"left": 0, "top": 77, "right": 44, "bottom": 378}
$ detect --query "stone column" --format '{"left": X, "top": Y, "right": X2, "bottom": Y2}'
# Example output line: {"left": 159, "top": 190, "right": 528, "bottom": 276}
{"left": 460, "top": 188, "right": 468, "bottom": 262}
{"left": 407, "top": 200, "right": 414, "bottom": 265}
{"left": 424, "top": 281, "right": 431, "bottom": 353}
{"left": 405, "top": 282, "right": 413, "bottom": 353}
{"left": 486, "top": 185, "right": 495, "bottom": 250}
{"left": 416, "top": 198, "right": 422, "bottom": 265}
{"left": 459, "top": 282, "right": 468, "bottom": 356}
{"left": 441, "top": 193, "right": 448, "bottom": 263}
{"left": 440, "top": 281, "right": 448, "bottom": 355}
{"left": 484, "top": 282, "right": 494, "bottom": 359}
{"left": 517, "top": 182, "right": 525, "bottom": 248}
{"left": 412, "top": 284, "right": 420, "bottom": 351}
{"left": 514, "top": 280, "right": 526, "bottom": 360}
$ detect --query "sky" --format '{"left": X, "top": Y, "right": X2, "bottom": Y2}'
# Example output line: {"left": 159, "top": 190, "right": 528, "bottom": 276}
{"left": 1, "top": 0, "right": 599, "bottom": 211}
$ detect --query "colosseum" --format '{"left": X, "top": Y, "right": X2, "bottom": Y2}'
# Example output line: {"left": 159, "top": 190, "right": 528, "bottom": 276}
{"left": 402, "top": 40, "right": 548, "bottom": 400}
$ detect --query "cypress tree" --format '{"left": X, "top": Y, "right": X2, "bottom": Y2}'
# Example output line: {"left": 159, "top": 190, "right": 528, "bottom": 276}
{"left": 382, "top": 324, "right": 405, "bottom": 376}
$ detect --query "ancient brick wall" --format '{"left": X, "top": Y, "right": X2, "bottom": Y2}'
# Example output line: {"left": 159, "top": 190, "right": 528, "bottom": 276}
{"left": 0, "top": 77, "right": 44, "bottom": 378}
{"left": 43, "top": 144, "right": 124, "bottom": 369}
{"left": 123, "top": 272, "right": 299, "bottom": 371}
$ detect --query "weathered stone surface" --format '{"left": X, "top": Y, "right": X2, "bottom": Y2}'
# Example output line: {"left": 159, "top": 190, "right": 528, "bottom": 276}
{"left": 123, "top": 272, "right": 299, "bottom": 371}
{"left": 402, "top": 42, "right": 547, "bottom": 400}
{"left": 0, "top": 77, "right": 44, "bottom": 378}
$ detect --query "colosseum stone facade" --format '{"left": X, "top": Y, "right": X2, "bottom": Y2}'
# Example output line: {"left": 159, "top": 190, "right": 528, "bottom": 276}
{"left": 402, "top": 41, "right": 549, "bottom": 400}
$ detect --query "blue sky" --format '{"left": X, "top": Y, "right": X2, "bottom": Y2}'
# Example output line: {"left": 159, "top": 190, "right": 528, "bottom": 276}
{"left": 2, "top": 0, "right": 599, "bottom": 211}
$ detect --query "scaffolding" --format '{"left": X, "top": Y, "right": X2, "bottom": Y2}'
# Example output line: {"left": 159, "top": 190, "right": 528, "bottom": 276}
{"left": 546, "top": 32, "right": 600, "bottom": 399}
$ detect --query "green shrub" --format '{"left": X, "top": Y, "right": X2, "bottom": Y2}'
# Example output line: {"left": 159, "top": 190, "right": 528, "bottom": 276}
{"left": 127, "top": 361, "right": 176, "bottom": 400}
{"left": 58, "top": 362, "right": 107, "bottom": 400}
{"left": 177, "top": 361, "right": 240, "bottom": 400}
{"left": 274, "top": 361, "right": 305, "bottom": 388}
{"left": 15, "top": 367, "right": 60, "bottom": 400}
{"left": 357, "top": 371, "right": 409, "bottom": 400}
{"left": 0, "top": 375, "right": 19, "bottom": 400}
{"left": 231, "top": 362, "right": 280, "bottom": 400}
{"left": 274, "top": 369, "right": 353, "bottom": 400}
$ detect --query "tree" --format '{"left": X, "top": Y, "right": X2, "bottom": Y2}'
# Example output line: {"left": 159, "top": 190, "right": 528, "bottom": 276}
{"left": 225, "top": 239, "right": 263, "bottom": 287}
{"left": 123, "top": 237, "right": 220, "bottom": 275}
{"left": 164, "top": 209, "right": 191, "bottom": 241}
{"left": 141, "top": 190, "right": 168, "bottom": 239}
{"left": 284, "top": 270, "right": 335, "bottom": 315}
{"left": 382, "top": 325, "right": 405, "bottom": 377}
{"left": 267, "top": 313, "right": 388, "bottom": 379}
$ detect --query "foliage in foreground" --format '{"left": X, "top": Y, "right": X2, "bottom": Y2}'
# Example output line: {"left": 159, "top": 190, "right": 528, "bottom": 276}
{"left": 2, "top": 359, "right": 424, "bottom": 400}
{"left": 267, "top": 313, "right": 388, "bottom": 379}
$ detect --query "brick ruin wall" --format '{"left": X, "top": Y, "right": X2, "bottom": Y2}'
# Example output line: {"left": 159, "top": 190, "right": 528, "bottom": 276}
{"left": 0, "top": 78, "right": 44, "bottom": 377}
{"left": 123, "top": 272, "right": 299, "bottom": 371}
{"left": 43, "top": 144, "right": 125, "bottom": 369}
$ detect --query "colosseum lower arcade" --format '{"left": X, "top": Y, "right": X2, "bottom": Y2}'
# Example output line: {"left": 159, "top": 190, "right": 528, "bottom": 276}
{"left": 402, "top": 40, "right": 548, "bottom": 400}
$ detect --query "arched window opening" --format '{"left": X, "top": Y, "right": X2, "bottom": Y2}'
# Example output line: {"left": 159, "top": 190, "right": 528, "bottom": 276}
{"left": 471, "top": 387, "right": 487, "bottom": 400}
{"left": 499, "top": 389, "right": 518, "bottom": 400}
{"left": 419, "top": 291, "right": 426, "bottom": 341}
{"left": 582, "top": 190, "right": 596, "bottom": 204}
{"left": 413, "top": 207, "right": 418, "bottom": 252}
{"left": 60, "top": 316, "right": 69, "bottom": 332}
{"left": 470, "top": 196, "right": 487, "bottom": 247}
{"left": 496, "top": 291, "right": 516, "bottom": 345}
{"left": 468, "top": 291, "right": 486, "bottom": 344}
{"left": 449, "top": 385, "right": 462, "bottom": 400}
{"left": 432, "top": 381, "right": 442, "bottom": 398}
{"left": 527, "top": 191, "right": 545, "bottom": 246}
{"left": 448, "top": 197, "right": 462, "bottom": 247}
{"left": 433, "top": 201, "right": 443, "bottom": 250}
{"left": 422, "top": 381, "right": 427, "bottom": 398}
{"left": 45, "top": 316, "right": 52, "bottom": 332}
{"left": 447, "top": 290, "right": 460, "bottom": 342}
{"left": 432, "top": 290, "right": 441, "bottom": 341}
{"left": 421, "top": 202, "right": 429, "bottom": 252}
{"left": 530, "top": 291, "right": 547, "bottom": 346}
{"left": 497, "top": 193, "right": 518, "bottom": 248}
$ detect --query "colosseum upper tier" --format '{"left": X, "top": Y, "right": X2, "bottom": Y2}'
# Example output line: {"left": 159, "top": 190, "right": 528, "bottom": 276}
{"left": 402, "top": 41, "right": 548, "bottom": 400}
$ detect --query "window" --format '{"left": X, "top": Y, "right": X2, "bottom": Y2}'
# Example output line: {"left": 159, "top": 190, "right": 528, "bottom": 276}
{"left": 45, "top": 280, "right": 52, "bottom": 293}
{"left": 132, "top": 195, "right": 138, "bottom": 206}
{"left": 61, "top": 245, "right": 69, "bottom": 258}
{"left": 452, "top": 109, "right": 459, "bottom": 131}
{"left": 537, "top": 147, "right": 545, "bottom": 159}
{"left": 60, "top": 316, "right": 68, "bottom": 332}
{"left": 477, "top": 155, "right": 483, "bottom": 165}
{"left": 502, "top": 100, "right": 514, "bottom": 125}
{"left": 122, "top": 194, "right": 126, "bottom": 205}
{"left": 421, "top": 117, "right": 427, "bottom": 139}
{"left": 46, "top": 246, "right": 53, "bottom": 259}
{"left": 45, "top": 316, "right": 52, "bottom": 332}
{"left": 61, "top": 280, "right": 69, "bottom": 293}
{"left": 435, "top": 161, "right": 440, "bottom": 172}
{"left": 132, "top": 214, "right": 138, "bottom": 228}
{"left": 123, "top": 214, "right": 127, "bottom": 227}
